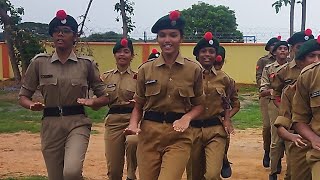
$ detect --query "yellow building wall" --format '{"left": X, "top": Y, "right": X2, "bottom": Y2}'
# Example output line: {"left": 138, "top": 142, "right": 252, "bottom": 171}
{"left": 1, "top": 42, "right": 267, "bottom": 84}
{"left": 0, "top": 45, "right": 3, "bottom": 80}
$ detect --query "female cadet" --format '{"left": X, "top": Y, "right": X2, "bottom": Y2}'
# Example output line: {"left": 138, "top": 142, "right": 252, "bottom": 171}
{"left": 292, "top": 36, "right": 320, "bottom": 180}
{"left": 124, "top": 10, "right": 205, "bottom": 180}
{"left": 101, "top": 38, "right": 137, "bottom": 180}
{"left": 214, "top": 46, "right": 240, "bottom": 178}
{"left": 18, "top": 10, "right": 109, "bottom": 180}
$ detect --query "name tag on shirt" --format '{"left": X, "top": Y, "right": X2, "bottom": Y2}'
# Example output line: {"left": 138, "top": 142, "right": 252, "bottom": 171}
{"left": 145, "top": 80, "right": 157, "bottom": 85}
{"left": 284, "top": 79, "right": 292, "bottom": 84}
{"left": 310, "top": 91, "right": 320, "bottom": 98}
{"left": 40, "top": 74, "right": 53, "bottom": 78}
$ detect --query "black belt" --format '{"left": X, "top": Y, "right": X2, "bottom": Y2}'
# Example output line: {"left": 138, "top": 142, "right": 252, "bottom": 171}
{"left": 144, "top": 111, "right": 185, "bottom": 123}
{"left": 43, "top": 105, "right": 85, "bottom": 117}
{"left": 190, "top": 117, "right": 222, "bottom": 128}
{"left": 108, "top": 107, "right": 133, "bottom": 114}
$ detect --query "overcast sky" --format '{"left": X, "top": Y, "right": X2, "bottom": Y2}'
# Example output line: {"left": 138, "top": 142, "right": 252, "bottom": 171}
{"left": 9, "top": 0, "right": 320, "bottom": 42}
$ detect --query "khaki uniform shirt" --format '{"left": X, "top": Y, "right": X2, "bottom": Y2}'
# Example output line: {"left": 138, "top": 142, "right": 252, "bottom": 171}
{"left": 256, "top": 54, "right": 276, "bottom": 87}
{"left": 197, "top": 68, "right": 233, "bottom": 120}
{"left": 101, "top": 67, "right": 137, "bottom": 108}
{"left": 274, "top": 84, "right": 296, "bottom": 129}
{"left": 19, "top": 51, "right": 106, "bottom": 107}
{"left": 272, "top": 60, "right": 301, "bottom": 97}
{"left": 134, "top": 53, "right": 204, "bottom": 113}
{"left": 292, "top": 61, "right": 320, "bottom": 135}
{"left": 260, "top": 61, "right": 286, "bottom": 94}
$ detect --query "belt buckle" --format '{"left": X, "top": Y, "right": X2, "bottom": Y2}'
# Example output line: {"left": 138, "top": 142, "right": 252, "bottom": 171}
{"left": 58, "top": 106, "right": 63, "bottom": 116}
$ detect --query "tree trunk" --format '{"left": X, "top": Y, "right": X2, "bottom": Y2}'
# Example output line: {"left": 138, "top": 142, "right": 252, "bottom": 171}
{"left": 0, "top": 8, "right": 21, "bottom": 83}
{"left": 301, "top": 0, "right": 306, "bottom": 31}
{"left": 289, "top": 0, "right": 295, "bottom": 36}
{"left": 120, "top": 0, "right": 128, "bottom": 38}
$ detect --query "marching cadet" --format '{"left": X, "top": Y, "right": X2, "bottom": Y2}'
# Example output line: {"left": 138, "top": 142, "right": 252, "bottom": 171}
{"left": 101, "top": 38, "right": 137, "bottom": 180}
{"left": 187, "top": 32, "right": 234, "bottom": 180}
{"left": 18, "top": 10, "right": 109, "bottom": 180}
{"left": 124, "top": 10, "right": 205, "bottom": 180}
{"left": 292, "top": 36, "right": 320, "bottom": 180}
{"left": 272, "top": 29, "right": 314, "bottom": 107}
{"left": 214, "top": 46, "right": 240, "bottom": 178}
{"left": 256, "top": 37, "right": 280, "bottom": 167}
{"left": 260, "top": 40, "right": 289, "bottom": 180}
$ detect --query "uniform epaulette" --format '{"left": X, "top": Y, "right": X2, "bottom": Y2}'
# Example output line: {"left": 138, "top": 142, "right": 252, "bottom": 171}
{"left": 265, "top": 63, "right": 273, "bottom": 68}
{"left": 31, "top": 53, "right": 51, "bottom": 62}
{"left": 184, "top": 58, "right": 203, "bottom": 68}
{"left": 104, "top": 69, "right": 115, "bottom": 74}
{"left": 78, "top": 55, "right": 93, "bottom": 62}
{"left": 301, "top": 61, "right": 320, "bottom": 74}
{"left": 138, "top": 58, "right": 156, "bottom": 69}
{"left": 276, "top": 63, "right": 288, "bottom": 73}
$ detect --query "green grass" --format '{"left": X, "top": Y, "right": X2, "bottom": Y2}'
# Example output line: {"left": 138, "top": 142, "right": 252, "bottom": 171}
{"left": 1, "top": 176, "right": 47, "bottom": 180}
{"left": 0, "top": 100, "right": 108, "bottom": 133}
{"left": 238, "top": 86, "right": 258, "bottom": 94}
{"left": 232, "top": 101, "right": 261, "bottom": 129}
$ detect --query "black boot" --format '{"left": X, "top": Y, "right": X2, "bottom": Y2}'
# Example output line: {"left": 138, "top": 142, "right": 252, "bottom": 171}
{"left": 263, "top": 150, "right": 270, "bottom": 168}
{"left": 276, "top": 158, "right": 282, "bottom": 174}
{"left": 126, "top": 178, "right": 134, "bottom": 180}
{"left": 269, "top": 173, "right": 277, "bottom": 180}
{"left": 221, "top": 156, "right": 232, "bottom": 178}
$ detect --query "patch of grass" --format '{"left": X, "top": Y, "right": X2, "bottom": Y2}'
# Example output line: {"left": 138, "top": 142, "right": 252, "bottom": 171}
{"left": 232, "top": 101, "right": 262, "bottom": 129}
{"left": 238, "top": 86, "right": 258, "bottom": 94}
{"left": 85, "top": 107, "right": 107, "bottom": 123}
{"left": 2, "top": 176, "right": 47, "bottom": 180}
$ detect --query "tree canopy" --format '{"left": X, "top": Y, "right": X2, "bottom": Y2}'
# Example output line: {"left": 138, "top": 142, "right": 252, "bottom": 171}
{"left": 181, "top": 2, "right": 243, "bottom": 42}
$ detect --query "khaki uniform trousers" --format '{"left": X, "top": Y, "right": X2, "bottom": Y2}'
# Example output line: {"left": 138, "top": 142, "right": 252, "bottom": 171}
{"left": 187, "top": 125, "right": 227, "bottom": 180}
{"left": 41, "top": 114, "right": 91, "bottom": 180}
{"left": 306, "top": 148, "right": 320, "bottom": 179}
{"left": 260, "top": 96, "right": 271, "bottom": 151}
{"left": 288, "top": 142, "right": 311, "bottom": 180}
{"left": 104, "top": 113, "right": 138, "bottom": 180}
{"left": 137, "top": 120, "right": 193, "bottom": 180}
{"left": 268, "top": 101, "right": 287, "bottom": 177}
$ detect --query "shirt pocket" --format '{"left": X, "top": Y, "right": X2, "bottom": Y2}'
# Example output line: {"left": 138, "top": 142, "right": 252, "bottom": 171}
{"left": 145, "top": 82, "right": 161, "bottom": 97}
{"left": 123, "top": 85, "right": 135, "bottom": 101}
{"left": 71, "top": 79, "right": 88, "bottom": 87}
{"left": 39, "top": 77, "right": 58, "bottom": 92}
{"left": 178, "top": 87, "right": 195, "bottom": 111}
{"left": 311, "top": 96, "right": 320, "bottom": 109}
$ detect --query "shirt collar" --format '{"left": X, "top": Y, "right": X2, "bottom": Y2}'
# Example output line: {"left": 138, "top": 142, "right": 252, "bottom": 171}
{"left": 289, "top": 60, "right": 297, "bottom": 68}
{"left": 155, "top": 52, "right": 185, "bottom": 67}
{"left": 51, "top": 51, "right": 78, "bottom": 63}
{"left": 114, "top": 67, "right": 133, "bottom": 75}
{"left": 202, "top": 66, "right": 217, "bottom": 75}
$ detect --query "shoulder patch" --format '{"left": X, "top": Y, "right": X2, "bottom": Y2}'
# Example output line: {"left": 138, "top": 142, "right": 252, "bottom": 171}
{"left": 301, "top": 61, "right": 320, "bottom": 74}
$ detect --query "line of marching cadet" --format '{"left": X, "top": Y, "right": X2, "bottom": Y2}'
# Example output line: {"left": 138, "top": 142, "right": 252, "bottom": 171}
{"left": 19, "top": 8, "right": 320, "bottom": 180}
{"left": 256, "top": 29, "right": 320, "bottom": 180}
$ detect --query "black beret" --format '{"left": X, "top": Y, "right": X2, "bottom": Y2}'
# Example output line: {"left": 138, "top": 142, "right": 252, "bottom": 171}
{"left": 49, "top": 10, "right": 78, "bottom": 36}
{"left": 193, "top": 32, "right": 220, "bottom": 57}
{"left": 148, "top": 48, "right": 160, "bottom": 60}
{"left": 272, "top": 41, "right": 289, "bottom": 54}
{"left": 296, "top": 37, "right": 320, "bottom": 60}
{"left": 265, "top": 37, "right": 280, "bottom": 51}
{"left": 217, "top": 46, "right": 226, "bottom": 61}
{"left": 151, "top": 11, "right": 185, "bottom": 34}
{"left": 287, "top": 29, "right": 314, "bottom": 46}
{"left": 113, "top": 38, "right": 134, "bottom": 54}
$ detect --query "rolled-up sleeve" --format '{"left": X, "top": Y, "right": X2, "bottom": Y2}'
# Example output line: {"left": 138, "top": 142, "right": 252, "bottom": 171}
{"left": 133, "top": 67, "right": 146, "bottom": 104}
{"left": 19, "top": 58, "right": 39, "bottom": 98}
{"left": 292, "top": 75, "right": 311, "bottom": 124}
{"left": 191, "top": 66, "right": 205, "bottom": 106}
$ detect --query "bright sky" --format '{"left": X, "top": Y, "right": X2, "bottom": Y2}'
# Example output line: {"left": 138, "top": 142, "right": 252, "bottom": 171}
{"left": 9, "top": 0, "right": 320, "bottom": 42}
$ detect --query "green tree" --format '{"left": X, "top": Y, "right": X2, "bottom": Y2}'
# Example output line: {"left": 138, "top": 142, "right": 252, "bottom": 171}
{"left": 0, "top": 0, "right": 45, "bottom": 82}
{"left": 114, "top": 0, "right": 135, "bottom": 38}
{"left": 272, "top": 0, "right": 295, "bottom": 36}
{"left": 181, "top": 2, "right": 243, "bottom": 43}
{"left": 83, "top": 31, "right": 123, "bottom": 42}
{"left": 17, "top": 22, "right": 50, "bottom": 40}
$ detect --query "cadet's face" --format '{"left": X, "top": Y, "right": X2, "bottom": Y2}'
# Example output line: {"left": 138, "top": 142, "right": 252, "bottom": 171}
{"left": 303, "top": 50, "right": 320, "bottom": 67}
{"left": 52, "top": 26, "right": 76, "bottom": 49}
{"left": 292, "top": 42, "right": 303, "bottom": 53}
{"left": 198, "top": 47, "right": 216, "bottom": 67}
{"left": 275, "top": 45, "right": 289, "bottom": 59}
{"left": 114, "top": 47, "right": 133, "bottom": 66}
{"left": 157, "top": 29, "right": 182, "bottom": 55}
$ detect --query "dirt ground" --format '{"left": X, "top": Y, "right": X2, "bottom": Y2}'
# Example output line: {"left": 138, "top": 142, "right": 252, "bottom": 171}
{"left": 0, "top": 125, "right": 287, "bottom": 180}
